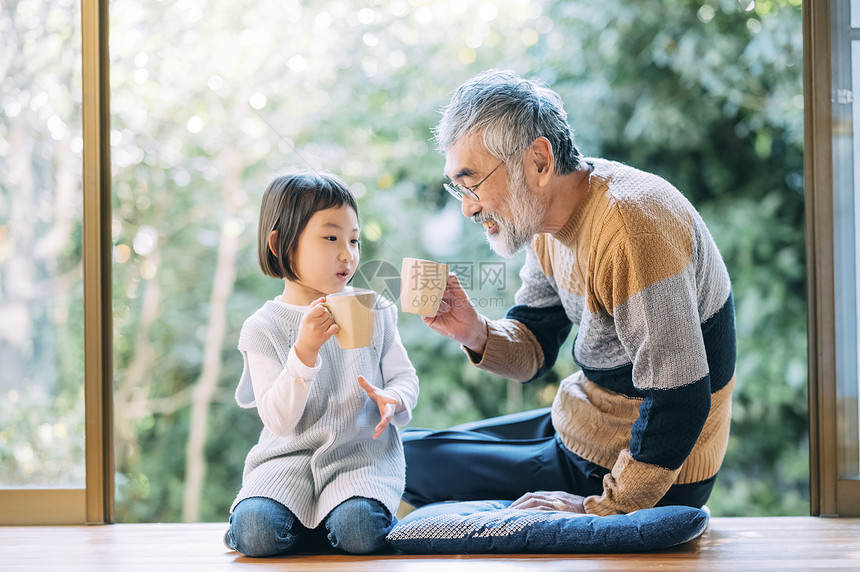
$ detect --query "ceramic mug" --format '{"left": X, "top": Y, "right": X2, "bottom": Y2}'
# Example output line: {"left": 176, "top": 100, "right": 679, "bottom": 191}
{"left": 323, "top": 288, "right": 376, "bottom": 349}
{"left": 400, "top": 258, "right": 449, "bottom": 317}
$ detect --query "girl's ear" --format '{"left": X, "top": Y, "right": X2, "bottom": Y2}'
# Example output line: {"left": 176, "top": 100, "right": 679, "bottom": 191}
{"left": 268, "top": 230, "right": 279, "bottom": 256}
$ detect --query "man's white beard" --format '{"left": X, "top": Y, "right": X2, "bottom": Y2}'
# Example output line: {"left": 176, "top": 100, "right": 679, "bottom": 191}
{"left": 486, "top": 168, "right": 545, "bottom": 258}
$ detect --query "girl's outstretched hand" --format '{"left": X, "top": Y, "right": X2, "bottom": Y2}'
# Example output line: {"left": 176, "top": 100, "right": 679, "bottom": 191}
{"left": 358, "top": 375, "right": 396, "bottom": 439}
{"left": 294, "top": 297, "right": 338, "bottom": 367}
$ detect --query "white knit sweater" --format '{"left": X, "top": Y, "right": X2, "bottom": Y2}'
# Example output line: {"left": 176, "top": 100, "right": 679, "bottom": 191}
{"left": 230, "top": 294, "right": 418, "bottom": 527}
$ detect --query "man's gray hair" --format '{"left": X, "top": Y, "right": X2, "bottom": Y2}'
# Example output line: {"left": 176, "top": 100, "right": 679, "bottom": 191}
{"left": 433, "top": 69, "right": 584, "bottom": 175}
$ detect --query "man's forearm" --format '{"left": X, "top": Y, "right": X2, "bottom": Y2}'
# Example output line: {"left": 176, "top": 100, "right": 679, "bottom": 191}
{"left": 463, "top": 318, "right": 544, "bottom": 383}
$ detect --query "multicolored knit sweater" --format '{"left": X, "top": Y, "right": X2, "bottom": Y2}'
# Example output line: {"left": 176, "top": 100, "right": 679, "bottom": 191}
{"left": 469, "top": 158, "right": 736, "bottom": 515}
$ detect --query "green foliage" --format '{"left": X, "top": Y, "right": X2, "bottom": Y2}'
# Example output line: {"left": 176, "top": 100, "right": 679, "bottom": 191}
{"left": 541, "top": 0, "right": 807, "bottom": 516}
{"left": 0, "top": 0, "right": 87, "bottom": 488}
{"left": 2, "top": 0, "right": 807, "bottom": 520}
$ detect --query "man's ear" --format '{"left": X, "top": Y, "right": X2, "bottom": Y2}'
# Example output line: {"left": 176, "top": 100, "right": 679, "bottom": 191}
{"left": 267, "top": 230, "right": 279, "bottom": 256}
{"left": 530, "top": 137, "right": 554, "bottom": 185}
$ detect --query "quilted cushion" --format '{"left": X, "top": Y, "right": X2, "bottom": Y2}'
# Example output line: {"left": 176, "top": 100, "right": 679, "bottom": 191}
{"left": 386, "top": 500, "right": 709, "bottom": 554}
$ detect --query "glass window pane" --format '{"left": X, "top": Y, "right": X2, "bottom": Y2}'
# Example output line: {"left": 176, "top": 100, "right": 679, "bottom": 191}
{"left": 832, "top": 2, "right": 860, "bottom": 480}
{"left": 111, "top": 0, "right": 808, "bottom": 522}
{"left": 851, "top": 41, "right": 860, "bottom": 479}
{"left": 0, "top": 0, "right": 85, "bottom": 487}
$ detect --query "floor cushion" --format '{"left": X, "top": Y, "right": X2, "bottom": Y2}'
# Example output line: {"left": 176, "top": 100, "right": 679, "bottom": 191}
{"left": 386, "top": 500, "right": 709, "bottom": 554}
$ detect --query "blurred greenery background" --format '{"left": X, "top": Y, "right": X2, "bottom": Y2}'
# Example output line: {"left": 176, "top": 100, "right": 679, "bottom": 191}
{"left": 1, "top": 0, "right": 806, "bottom": 520}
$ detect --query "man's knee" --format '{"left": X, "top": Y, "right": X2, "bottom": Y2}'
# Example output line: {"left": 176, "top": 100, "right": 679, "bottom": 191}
{"left": 400, "top": 427, "right": 433, "bottom": 444}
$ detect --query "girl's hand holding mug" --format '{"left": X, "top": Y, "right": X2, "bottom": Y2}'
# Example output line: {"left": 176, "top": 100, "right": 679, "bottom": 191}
{"left": 294, "top": 297, "right": 338, "bottom": 367}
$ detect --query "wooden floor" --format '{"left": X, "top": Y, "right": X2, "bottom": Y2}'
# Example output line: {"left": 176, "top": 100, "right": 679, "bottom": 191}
{"left": 2, "top": 517, "right": 860, "bottom": 571}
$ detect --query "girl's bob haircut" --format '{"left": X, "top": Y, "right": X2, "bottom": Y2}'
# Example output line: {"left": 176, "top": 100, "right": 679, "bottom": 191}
{"left": 257, "top": 170, "right": 358, "bottom": 281}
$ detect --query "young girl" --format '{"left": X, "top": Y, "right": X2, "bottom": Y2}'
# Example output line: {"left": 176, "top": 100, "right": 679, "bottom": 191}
{"left": 225, "top": 171, "right": 419, "bottom": 556}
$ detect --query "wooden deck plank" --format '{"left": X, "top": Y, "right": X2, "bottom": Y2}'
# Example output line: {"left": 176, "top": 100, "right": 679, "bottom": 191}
{"left": 1, "top": 517, "right": 859, "bottom": 571}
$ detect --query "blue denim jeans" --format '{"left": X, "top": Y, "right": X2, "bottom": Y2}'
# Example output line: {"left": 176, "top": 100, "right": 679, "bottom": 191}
{"left": 225, "top": 496, "right": 394, "bottom": 557}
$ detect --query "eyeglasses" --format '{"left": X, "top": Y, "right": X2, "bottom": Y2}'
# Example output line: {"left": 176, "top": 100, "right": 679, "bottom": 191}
{"left": 444, "top": 160, "right": 504, "bottom": 202}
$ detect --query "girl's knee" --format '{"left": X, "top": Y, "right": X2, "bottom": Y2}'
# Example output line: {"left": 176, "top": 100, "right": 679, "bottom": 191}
{"left": 325, "top": 497, "right": 393, "bottom": 554}
{"left": 228, "top": 497, "right": 299, "bottom": 557}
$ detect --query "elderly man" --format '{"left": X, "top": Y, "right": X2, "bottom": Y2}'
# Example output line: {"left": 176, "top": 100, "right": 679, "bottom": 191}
{"left": 401, "top": 70, "right": 736, "bottom": 516}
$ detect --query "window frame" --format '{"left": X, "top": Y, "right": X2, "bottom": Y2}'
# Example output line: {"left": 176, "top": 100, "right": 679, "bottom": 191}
{"left": 0, "top": 0, "right": 113, "bottom": 526}
{"left": 3, "top": 0, "right": 858, "bottom": 524}
{"left": 81, "top": 0, "right": 115, "bottom": 525}
{"left": 805, "top": 0, "right": 860, "bottom": 517}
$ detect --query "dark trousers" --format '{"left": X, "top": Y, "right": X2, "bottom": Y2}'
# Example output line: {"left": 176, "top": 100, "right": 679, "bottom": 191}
{"left": 401, "top": 407, "right": 715, "bottom": 509}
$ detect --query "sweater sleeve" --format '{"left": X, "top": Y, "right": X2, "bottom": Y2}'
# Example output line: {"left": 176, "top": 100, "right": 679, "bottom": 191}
{"left": 378, "top": 325, "right": 419, "bottom": 426}
{"left": 466, "top": 245, "right": 572, "bottom": 382}
{"left": 583, "top": 204, "right": 712, "bottom": 515}
{"left": 246, "top": 346, "right": 321, "bottom": 437}
{"left": 379, "top": 305, "right": 418, "bottom": 426}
